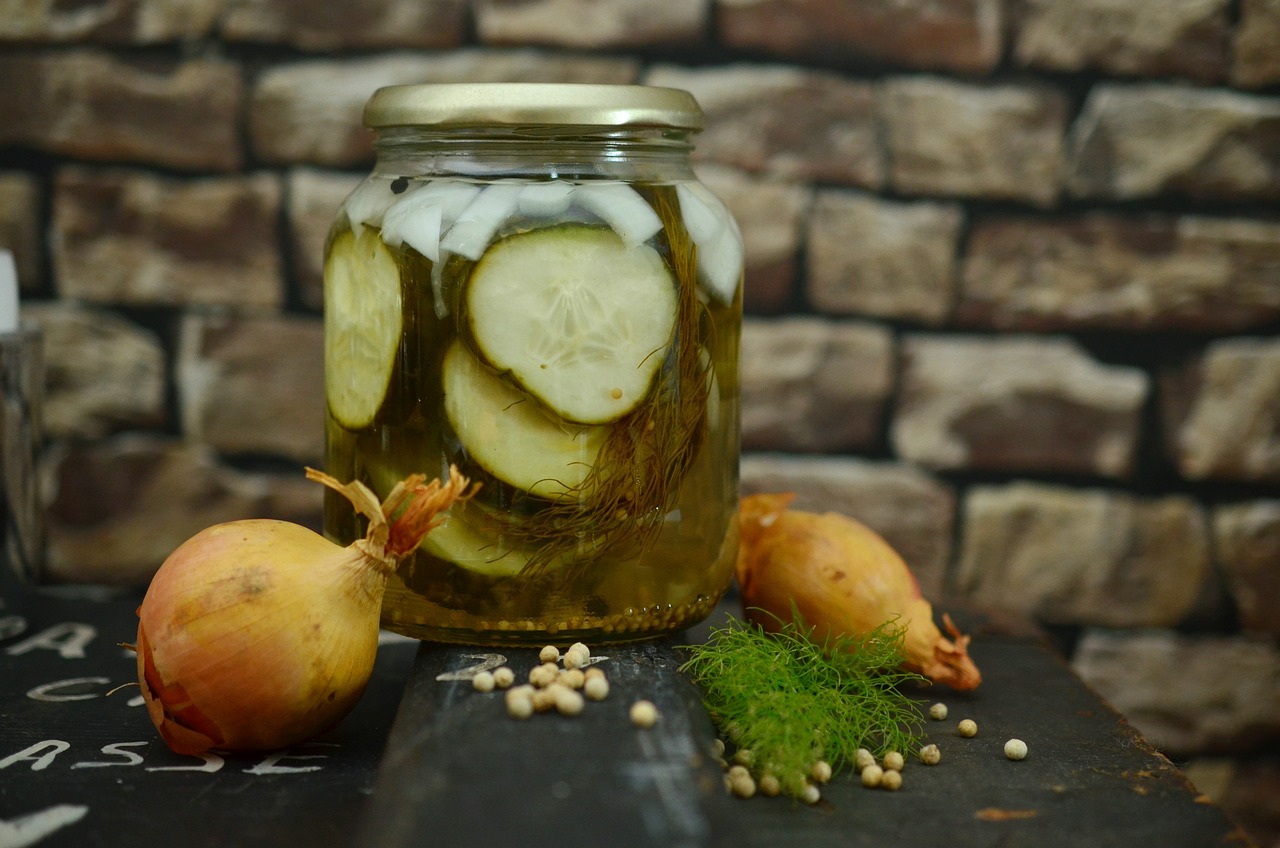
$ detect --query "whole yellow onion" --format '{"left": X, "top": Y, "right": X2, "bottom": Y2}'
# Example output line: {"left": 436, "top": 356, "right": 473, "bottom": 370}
{"left": 736, "top": 492, "right": 981, "bottom": 691}
{"left": 135, "top": 468, "right": 473, "bottom": 755}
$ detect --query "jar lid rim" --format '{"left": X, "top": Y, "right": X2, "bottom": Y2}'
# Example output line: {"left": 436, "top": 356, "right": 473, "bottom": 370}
{"left": 364, "top": 83, "right": 704, "bottom": 131}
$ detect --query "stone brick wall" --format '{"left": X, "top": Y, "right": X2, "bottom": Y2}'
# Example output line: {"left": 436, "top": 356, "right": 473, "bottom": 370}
{"left": 1, "top": 0, "right": 1277, "bottom": 840}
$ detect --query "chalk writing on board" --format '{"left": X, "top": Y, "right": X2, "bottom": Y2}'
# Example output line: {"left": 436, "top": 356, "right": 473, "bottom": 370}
{"left": 0, "top": 740, "right": 336, "bottom": 775}
{"left": 0, "top": 804, "right": 89, "bottom": 848}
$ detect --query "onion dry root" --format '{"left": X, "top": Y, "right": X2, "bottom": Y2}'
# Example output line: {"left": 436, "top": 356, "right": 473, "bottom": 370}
{"left": 736, "top": 492, "right": 981, "bottom": 691}
{"left": 135, "top": 468, "right": 474, "bottom": 755}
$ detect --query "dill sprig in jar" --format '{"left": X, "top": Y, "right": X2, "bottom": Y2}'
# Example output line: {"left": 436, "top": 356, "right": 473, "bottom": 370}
{"left": 322, "top": 83, "right": 742, "bottom": 645}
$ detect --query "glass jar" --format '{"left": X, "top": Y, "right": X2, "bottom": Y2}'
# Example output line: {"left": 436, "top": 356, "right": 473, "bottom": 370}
{"left": 322, "top": 83, "right": 742, "bottom": 645}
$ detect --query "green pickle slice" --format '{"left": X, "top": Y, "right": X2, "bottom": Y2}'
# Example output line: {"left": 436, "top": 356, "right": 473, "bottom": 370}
{"left": 465, "top": 224, "right": 678, "bottom": 425}
{"left": 443, "top": 340, "right": 606, "bottom": 501}
{"left": 324, "top": 226, "right": 403, "bottom": 430}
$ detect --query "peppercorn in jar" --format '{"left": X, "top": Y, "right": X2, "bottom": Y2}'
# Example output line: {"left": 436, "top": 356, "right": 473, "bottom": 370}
{"left": 322, "top": 83, "right": 743, "bottom": 645}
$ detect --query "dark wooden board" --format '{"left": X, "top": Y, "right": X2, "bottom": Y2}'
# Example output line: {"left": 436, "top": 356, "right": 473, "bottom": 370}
{"left": 1, "top": 558, "right": 1251, "bottom": 848}
{"left": 353, "top": 604, "right": 1250, "bottom": 848}
{"left": 354, "top": 639, "right": 747, "bottom": 848}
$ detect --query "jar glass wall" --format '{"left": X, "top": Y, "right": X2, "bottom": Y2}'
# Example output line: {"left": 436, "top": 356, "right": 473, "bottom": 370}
{"left": 322, "top": 84, "right": 742, "bottom": 645}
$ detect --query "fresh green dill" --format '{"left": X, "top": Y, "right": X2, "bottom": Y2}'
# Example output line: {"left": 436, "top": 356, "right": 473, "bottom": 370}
{"left": 680, "top": 611, "right": 926, "bottom": 797}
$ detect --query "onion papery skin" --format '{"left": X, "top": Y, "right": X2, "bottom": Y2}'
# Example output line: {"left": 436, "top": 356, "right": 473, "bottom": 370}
{"left": 136, "top": 520, "right": 388, "bottom": 755}
{"left": 736, "top": 493, "right": 981, "bottom": 692}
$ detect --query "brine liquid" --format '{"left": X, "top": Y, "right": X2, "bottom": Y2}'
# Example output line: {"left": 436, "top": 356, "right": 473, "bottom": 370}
{"left": 323, "top": 177, "right": 741, "bottom": 645}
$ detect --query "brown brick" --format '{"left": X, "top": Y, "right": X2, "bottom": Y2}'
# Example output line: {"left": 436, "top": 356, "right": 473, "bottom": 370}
{"left": 1164, "top": 337, "right": 1280, "bottom": 482}
{"left": 1234, "top": 0, "right": 1280, "bottom": 88}
{"left": 894, "top": 335, "right": 1148, "bottom": 478}
{"left": 0, "top": 50, "right": 242, "bottom": 172}
{"left": 44, "top": 436, "right": 322, "bottom": 585}
{"left": 741, "top": 317, "right": 893, "bottom": 453}
{"left": 177, "top": 313, "right": 324, "bottom": 464}
{"left": 717, "top": 0, "right": 1002, "bottom": 74}
{"left": 880, "top": 77, "right": 1067, "bottom": 207}
{"left": 287, "top": 168, "right": 362, "bottom": 310}
{"left": 24, "top": 302, "right": 166, "bottom": 439}
{"left": 1214, "top": 501, "right": 1280, "bottom": 638}
{"left": 0, "top": 0, "right": 220, "bottom": 42}
{"left": 475, "top": 0, "right": 706, "bottom": 47}
{"left": 644, "top": 64, "right": 884, "bottom": 188}
{"left": 250, "top": 51, "right": 640, "bottom": 167}
{"left": 960, "top": 214, "right": 1280, "bottom": 332}
{"left": 0, "top": 171, "right": 42, "bottom": 295}
{"left": 808, "top": 190, "right": 961, "bottom": 325}
{"left": 740, "top": 453, "right": 955, "bottom": 597}
{"left": 53, "top": 167, "right": 284, "bottom": 309}
{"left": 223, "top": 0, "right": 466, "bottom": 49}
{"left": 1072, "top": 629, "right": 1280, "bottom": 756}
{"left": 696, "top": 164, "right": 809, "bottom": 314}
{"left": 1067, "top": 84, "right": 1280, "bottom": 201}
{"left": 1012, "top": 0, "right": 1231, "bottom": 82}
{"left": 956, "top": 483, "right": 1211, "bottom": 628}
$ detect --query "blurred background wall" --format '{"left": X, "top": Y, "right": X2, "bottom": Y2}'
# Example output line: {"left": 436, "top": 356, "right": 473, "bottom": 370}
{"left": 0, "top": 0, "right": 1277, "bottom": 842}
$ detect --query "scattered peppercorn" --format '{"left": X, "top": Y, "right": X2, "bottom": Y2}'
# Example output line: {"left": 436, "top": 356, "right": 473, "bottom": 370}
{"left": 1004, "top": 739, "right": 1028, "bottom": 761}
{"left": 390, "top": 176, "right": 409, "bottom": 194}
{"left": 881, "top": 769, "right": 903, "bottom": 791}
{"left": 630, "top": 700, "right": 659, "bottom": 728}
{"left": 883, "top": 751, "right": 904, "bottom": 772}
{"left": 958, "top": 719, "right": 978, "bottom": 738}
{"left": 799, "top": 784, "right": 821, "bottom": 805}
{"left": 860, "top": 764, "right": 884, "bottom": 788}
{"left": 811, "top": 760, "right": 833, "bottom": 784}
{"left": 583, "top": 675, "right": 610, "bottom": 701}
{"left": 472, "top": 670, "right": 495, "bottom": 693}
{"left": 758, "top": 774, "right": 781, "bottom": 797}
{"left": 929, "top": 702, "right": 948, "bottom": 721}
{"left": 492, "top": 666, "right": 515, "bottom": 689}
{"left": 855, "top": 748, "right": 876, "bottom": 771}
{"left": 539, "top": 645, "right": 560, "bottom": 664}
{"left": 919, "top": 744, "right": 942, "bottom": 766}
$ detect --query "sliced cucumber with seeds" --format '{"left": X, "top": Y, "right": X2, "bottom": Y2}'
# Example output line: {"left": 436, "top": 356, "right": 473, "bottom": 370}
{"left": 324, "top": 226, "right": 403, "bottom": 430}
{"left": 465, "top": 224, "right": 678, "bottom": 425}
{"left": 443, "top": 341, "right": 606, "bottom": 501}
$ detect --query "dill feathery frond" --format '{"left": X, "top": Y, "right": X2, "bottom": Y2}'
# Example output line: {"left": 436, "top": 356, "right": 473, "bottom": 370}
{"left": 681, "top": 611, "right": 926, "bottom": 798}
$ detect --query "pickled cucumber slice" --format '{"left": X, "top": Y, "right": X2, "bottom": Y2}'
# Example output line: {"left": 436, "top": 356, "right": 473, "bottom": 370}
{"left": 466, "top": 224, "right": 678, "bottom": 425}
{"left": 324, "top": 226, "right": 403, "bottom": 430}
{"left": 443, "top": 341, "right": 606, "bottom": 501}
{"left": 418, "top": 500, "right": 530, "bottom": 578}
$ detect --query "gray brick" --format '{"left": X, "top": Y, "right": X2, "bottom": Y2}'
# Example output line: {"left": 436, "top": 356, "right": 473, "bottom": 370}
{"left": 24, "top": 302, "right": 165, "bottom": 440}
{"left": 717, "top": 0, "right": 1002, "bottom": 74}
{"left": 1164, "top": 337, "right": 1280, "bottom": 482}
{"left": 960, "top": 214, "right": 1280, "bottom": 332}
{"left": 645, "top": 64, "right": 884, "bottom": 188}
{"left": 741, "top": 317, "right": 893, "bottom": 453}
{"left": 53, "top": 167, "right": 284, "bottom": 309}
{"left": 1067, "top": 84, "right": 1280, "bottom": 201}
{"left": 223, "top": 0, "right": 466, "bottom": 49}
{"left": 1013, "top": 0, "right": 1231, "bottom": 82}
{"left": 894, "top": 335, "right": 1148, "bottom": 477}
{"left": 475, "top": 0, "right": 707, "bottom": 47}
{"left": 44, "top": 436, "right": 321, "bottom": 585}
{"left": 0, "top": 50, "right": 242, "bottom": 172}
{"left": 1073, "top": 629, "right": 1280, "bottom": 756}
{"left": 808, "top": 190, "right": 961, "bottom": 325}
{"left": 177, "top": 313, "right": 324, "bottom": 464}
{"left": 956, "top": 483, "right": 1211, "bottom": 628}
{"left": 1214, "top": 501, "right": 1280, "bottom": 638}
{"left": 880, "top": 76, "right": 1067, "bottom": 207}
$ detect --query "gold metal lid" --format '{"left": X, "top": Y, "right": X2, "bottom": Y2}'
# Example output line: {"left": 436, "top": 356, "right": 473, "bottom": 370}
{"left": 363, "top": 83, "right": 704, "bottom": 132}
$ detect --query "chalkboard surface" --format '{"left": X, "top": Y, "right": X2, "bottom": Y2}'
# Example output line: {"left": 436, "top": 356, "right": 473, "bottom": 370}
{"left": 1, "top": 560, "right": 1250, "bottom": 848}
{"left": 0, "top": 565, "right": 416, "bottom": 848}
